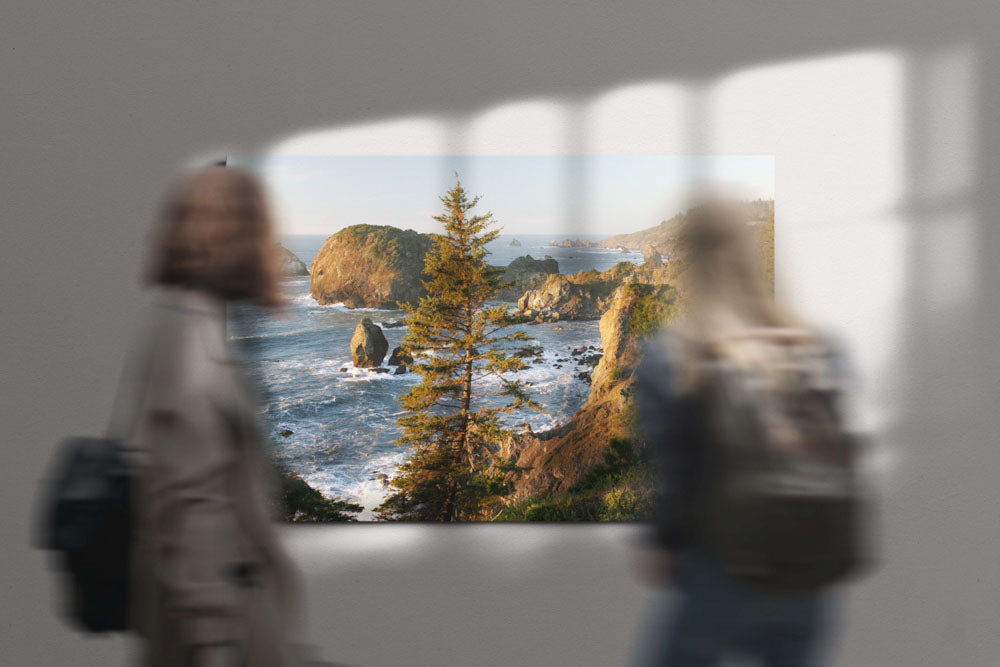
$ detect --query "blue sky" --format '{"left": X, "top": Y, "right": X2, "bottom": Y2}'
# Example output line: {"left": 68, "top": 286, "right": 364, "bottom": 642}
{"left": 228, "top": 155, "right": 774, "bottom": 237}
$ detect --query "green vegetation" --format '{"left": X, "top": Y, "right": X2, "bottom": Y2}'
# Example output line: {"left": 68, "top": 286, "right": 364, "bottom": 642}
{"left": 376, "top": 178, "right": 542, "bottom": 521}
{"left": 610, "top": 366, "right": 632, "bottom": 381}
{"left": 626, "top": 283, "right": 678, "bottom": 338}
{"left": 493, "top": 438, "right": 656, "bottom": 522}
{"left": 274, "top": 466, "right": 363, "bottom": 522}
{"left": 336, "top": 224, "right": 432, "bottom": 276}
{"left": 562, "top": 261, "right": 637, "bottom": 300}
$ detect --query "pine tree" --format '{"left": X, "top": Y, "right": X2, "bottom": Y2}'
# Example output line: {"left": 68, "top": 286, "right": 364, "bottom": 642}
{"left": 376, "top": 178, "right": 541, "bottom": 521}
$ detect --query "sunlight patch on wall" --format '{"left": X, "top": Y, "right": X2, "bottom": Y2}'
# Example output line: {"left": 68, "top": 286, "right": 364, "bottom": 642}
{"left": 463, "top": 99, "right": 569, "bottom": 154}
{"left": 583, "top": 81, "right": 691, "bottom": 154}
{"left": 708, "top": 51, "right": 907, "bottom": 441}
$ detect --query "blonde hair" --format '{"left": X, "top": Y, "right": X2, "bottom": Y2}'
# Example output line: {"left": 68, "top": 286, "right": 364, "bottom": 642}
{"left": 148, "top": 165, "right": 281, "bottom": 307}
{"left": 667, "top": 198, "right": 812, "bottom": 392}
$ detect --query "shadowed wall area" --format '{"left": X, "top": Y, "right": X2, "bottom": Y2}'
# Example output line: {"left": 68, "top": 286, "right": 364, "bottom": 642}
{"left": 3, "top": 2, "right": 1000, "bottom": 665}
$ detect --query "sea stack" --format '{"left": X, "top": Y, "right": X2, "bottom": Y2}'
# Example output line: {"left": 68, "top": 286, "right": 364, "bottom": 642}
{"left": 350, "top": 317, "right": 389, "bottom": 368}
{"left": 310, "top": 224, "right": 433, "bottom": 308}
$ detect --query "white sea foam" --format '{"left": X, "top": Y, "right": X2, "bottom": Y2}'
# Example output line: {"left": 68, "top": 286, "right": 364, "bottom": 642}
{"left": 311, "top": 301, "right": 395, "bottom": 313}
{"left": 229, "top": 325, "right": 340, "bottom": 342}
{"left": 301, "top": 448, "right": 409, "bottom": 518}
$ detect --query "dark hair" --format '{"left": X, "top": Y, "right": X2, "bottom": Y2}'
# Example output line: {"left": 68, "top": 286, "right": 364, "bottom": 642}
{"left": 148, "top": 166, "right": 281, "bottom": 306}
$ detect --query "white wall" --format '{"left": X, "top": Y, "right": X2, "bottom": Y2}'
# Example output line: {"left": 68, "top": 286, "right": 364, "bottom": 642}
{"left": 3, "top": 3, "right": 999, "bottom": 665}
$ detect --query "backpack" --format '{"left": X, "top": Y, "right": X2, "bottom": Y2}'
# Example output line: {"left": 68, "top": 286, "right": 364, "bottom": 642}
{"left": 37, "top": 334, "right": 152, "bottom": 633}
{"left": 38, "top": 436, "right": 134, "bottom": 632}
{"left": 695, "top": 330, "right": 867, "bottom": 591}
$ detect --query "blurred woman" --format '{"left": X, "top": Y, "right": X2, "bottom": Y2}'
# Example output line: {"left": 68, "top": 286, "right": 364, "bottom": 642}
{"left": 634, "top": 198, "right": 851, "bottom": 666}
{"left": 124, "top": 166, "right": 301, "bottom": 666}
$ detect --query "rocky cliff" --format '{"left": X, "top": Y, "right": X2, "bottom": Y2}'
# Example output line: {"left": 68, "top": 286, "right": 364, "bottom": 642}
{"left": 505, "top": 282, "right": 678, "bottom": 503}
{"left": 310, "top": 225, "right": 433, "bottom": 308}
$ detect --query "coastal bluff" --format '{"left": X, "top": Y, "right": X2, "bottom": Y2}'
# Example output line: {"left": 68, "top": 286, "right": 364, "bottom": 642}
{"left": 310, "top": 224, "right": 433, "bottom": 308}
{"left": 502, "top": 281, "right": 678, "bottom": 508}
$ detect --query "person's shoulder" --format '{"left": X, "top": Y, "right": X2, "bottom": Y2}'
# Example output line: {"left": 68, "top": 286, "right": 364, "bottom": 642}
{"left": 143, "top": 288, "right": 234, "bottom": 391}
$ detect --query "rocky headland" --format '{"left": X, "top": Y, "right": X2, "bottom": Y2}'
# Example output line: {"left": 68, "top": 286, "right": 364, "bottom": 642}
{"left": 496, "top": 281, "right": 679, "bottom": 517}
{"left": 598, "top": 199, "right": 774, "bottom": 252}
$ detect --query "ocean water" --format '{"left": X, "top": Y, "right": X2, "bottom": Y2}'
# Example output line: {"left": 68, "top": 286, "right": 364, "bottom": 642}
{"left": 228, "top": 233, "right": 642, "bottom": 518}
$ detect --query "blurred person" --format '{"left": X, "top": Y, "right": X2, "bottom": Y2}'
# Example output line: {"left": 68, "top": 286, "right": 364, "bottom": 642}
{"left": 633, "top": 197, "right": 868, "bottom": 666}
{"left": 123, "top": 165, "right": 303, "bottom": 666}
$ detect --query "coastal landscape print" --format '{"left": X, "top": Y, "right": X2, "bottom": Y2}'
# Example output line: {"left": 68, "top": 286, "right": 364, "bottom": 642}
{"left": 225, "top": 155, "right": 775, "bottom": 521}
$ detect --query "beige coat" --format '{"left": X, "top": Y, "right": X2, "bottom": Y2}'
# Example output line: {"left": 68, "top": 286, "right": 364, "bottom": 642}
{"left": 120, "top": 288, "right": 302, "bottom": 666}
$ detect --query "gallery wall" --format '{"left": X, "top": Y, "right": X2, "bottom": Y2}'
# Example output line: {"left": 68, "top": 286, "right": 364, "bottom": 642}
{"left": 3, "top": 2, "right": 999, "bottom": 665}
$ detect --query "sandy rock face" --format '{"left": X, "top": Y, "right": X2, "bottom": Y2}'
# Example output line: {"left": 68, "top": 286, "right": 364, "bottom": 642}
{"left": 350, "top": 317, "right": 389, "bottom": 368}
{"left": 310, "top": 224, "right": 433, "bottom": 308}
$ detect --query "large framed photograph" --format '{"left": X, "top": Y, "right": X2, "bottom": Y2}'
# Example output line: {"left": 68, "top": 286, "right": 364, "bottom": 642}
{"left": 226, "top": 155, "right": 774, "bottom": 521}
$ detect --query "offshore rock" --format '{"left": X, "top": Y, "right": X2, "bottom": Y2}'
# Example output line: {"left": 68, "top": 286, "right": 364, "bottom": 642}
{"left": 387, "top": 346, "right": 413, "bottom": 367}
{"left": 310, "top": 224, "right": 433, "bottom": 308}
{"left": 350, "top": 317, "right": 389, "bottom": 368}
